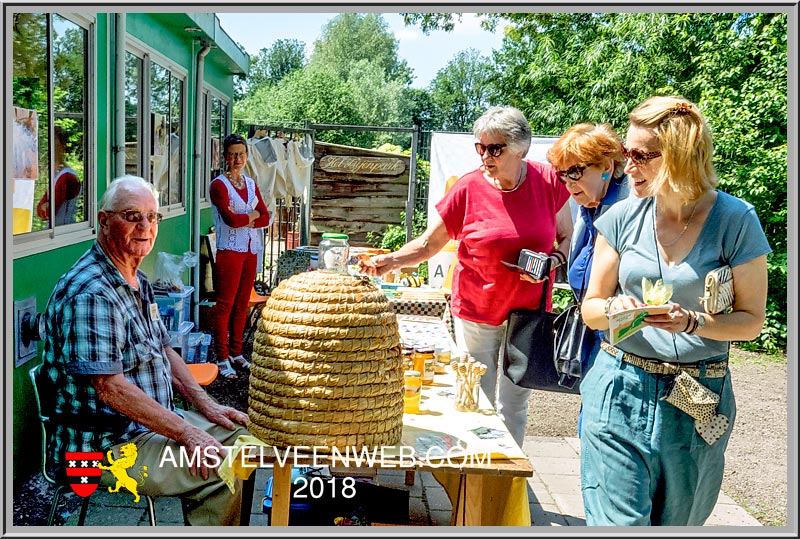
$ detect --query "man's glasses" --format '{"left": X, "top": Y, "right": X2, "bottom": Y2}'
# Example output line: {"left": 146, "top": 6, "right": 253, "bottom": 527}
{"left": 557, "top": 164, "right": 590, "bottom": 183}
{"left": 621, "top": 145, "right": 662, "bottom": 166}
{"left": 106, "top": 210, "right": 163, "bottom": 224}
{"left": 474, "top": 143, "right": 507, "bottom": 158}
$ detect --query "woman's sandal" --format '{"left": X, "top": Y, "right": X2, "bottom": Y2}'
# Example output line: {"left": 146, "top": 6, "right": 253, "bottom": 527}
{"left": 217, "top": 359, "right": 238, "bottom": 379}
{"left": 231, "top": 355, "right": 251, "bottom": 370}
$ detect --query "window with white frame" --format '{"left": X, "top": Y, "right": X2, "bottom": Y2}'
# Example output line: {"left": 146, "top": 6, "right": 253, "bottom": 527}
{"left": 124, "top": 45, "right": 186, "bottom": 210}
{"left": 12, "top": 13, "right": 92, "bottom": 238}
{"left": 202, "top": 90, "right": 230, "bottom": 201}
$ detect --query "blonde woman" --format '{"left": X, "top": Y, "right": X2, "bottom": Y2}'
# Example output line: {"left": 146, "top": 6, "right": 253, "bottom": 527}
{"left": 580, "top": 96, "right": 770, "bottom": 525}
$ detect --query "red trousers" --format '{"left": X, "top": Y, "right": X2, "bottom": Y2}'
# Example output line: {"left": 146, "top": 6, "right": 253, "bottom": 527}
{"left": 211, "top": 249, "right": 257, "bottom": 360}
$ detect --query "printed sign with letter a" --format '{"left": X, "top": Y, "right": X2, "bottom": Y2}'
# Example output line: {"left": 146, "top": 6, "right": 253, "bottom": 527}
{"left": 65, "top": 451, "right": 104, "bottom": 497}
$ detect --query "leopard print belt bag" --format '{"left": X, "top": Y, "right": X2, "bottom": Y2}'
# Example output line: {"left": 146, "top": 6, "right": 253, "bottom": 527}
{"left": 661, "top": 371, "right": 730, "bottom": 445}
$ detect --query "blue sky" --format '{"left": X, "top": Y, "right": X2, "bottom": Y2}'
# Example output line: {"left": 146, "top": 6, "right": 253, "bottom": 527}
{"left": 216, "top": 12, "right": 506, "bottom": 89}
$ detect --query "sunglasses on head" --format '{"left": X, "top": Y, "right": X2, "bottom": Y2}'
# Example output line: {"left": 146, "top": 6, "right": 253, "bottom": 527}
{"left": 557, "top": 164, "right": 592, "bottom": 183}
{"left": 106, "top": 210, "right": 163, "bottom": 224}
{"left": 621, "top": 145, "right": 662, "bottom": 166}
{"left": 474, "top": 142, "right": 507, "bottom": 158}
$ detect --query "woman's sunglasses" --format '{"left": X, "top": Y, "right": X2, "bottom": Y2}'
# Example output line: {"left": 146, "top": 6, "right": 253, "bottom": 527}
{"left": 557, "top": 164, "right": 590, "bottom": 183}
{"left": 621, "top": 145, "right": 662, "bottom": 166}
{"left": 474, "top": 142, "right": 507, "bottom": 158}
{"left": 105, "top": 210, "right": 164, "bottom": 224}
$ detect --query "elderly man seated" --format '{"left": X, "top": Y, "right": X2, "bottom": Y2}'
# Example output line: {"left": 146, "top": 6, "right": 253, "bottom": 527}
{"left": 39, "top": 175, "right": 250, "bottom": 525}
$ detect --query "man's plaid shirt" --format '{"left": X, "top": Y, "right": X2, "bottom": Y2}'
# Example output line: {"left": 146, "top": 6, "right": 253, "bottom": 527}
{"left": 40, "top": 242, "right": 180, "bottom": 465}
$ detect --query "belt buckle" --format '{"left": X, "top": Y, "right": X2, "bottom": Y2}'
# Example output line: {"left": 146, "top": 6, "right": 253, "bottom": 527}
{"left": 659, "top": 361, "right": 681, "bottom": 375}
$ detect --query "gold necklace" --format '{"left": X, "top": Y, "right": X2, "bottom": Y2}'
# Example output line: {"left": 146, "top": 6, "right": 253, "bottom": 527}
{"left": 656, "top": 199, "right": 699, "bottom": 247}
{"left": 494, "top": 164, "right": 525, "bottom": 193}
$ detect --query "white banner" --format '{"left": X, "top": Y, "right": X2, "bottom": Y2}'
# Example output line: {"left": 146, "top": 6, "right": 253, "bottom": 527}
{"left": 427, "top": 133, "right": 557, "bottom": 288}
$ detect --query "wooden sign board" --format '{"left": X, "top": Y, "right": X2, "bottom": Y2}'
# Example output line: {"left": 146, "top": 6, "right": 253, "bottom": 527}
{"left": 319, "top": 155, "right": 405, "bottom": 176}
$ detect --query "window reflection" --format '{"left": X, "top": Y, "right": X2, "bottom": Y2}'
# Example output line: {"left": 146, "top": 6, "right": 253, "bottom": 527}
{"left": 12, "top": 13, "right": 88, "bottom": 235}
{"left": 203, "top": 93, "right": 229, "bottom": 201}
{"left": 12, "top": 13, "right": 47, "bottom": 234}
{"left": 169, "top": 73, "right": 183, "bottom": 205}
{"left": 149, "top": 62, "right": 183, "bottom": 207}
{"left": 211, "top": 95, "right": 225, "bottom": 178}
{"left": 49, "top": 14, "right": 87, "bottom": 227}
{"left": 125, "top": 52, "right": 142, "bottom": 176}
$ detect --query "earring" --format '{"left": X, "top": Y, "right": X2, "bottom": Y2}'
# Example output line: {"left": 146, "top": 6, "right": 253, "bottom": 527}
{"left": 601, "top": 172, "right": 611, "bottom": 181}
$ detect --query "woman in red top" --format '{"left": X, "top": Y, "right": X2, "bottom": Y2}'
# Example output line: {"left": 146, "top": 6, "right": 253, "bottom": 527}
{"left": 36, "top": 125, "right": 81, "bottom": 226}
{"left": 209, "top": 133, "right": 271, "bottom": 378}
{"left": 363, "top": 107, "right": 572, "bottom": 445}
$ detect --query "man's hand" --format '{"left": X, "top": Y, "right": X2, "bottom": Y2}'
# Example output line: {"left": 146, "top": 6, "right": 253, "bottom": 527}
{"left": 198, "top": 400, "right": 249, "bottom": 431}
{"left": 177, "top": 424, "right": 229, "bottom": 480}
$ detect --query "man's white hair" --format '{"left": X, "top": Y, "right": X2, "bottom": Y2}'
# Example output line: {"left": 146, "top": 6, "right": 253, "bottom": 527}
{"left": 99, "top": 175, "right": 160, "bottom": 212}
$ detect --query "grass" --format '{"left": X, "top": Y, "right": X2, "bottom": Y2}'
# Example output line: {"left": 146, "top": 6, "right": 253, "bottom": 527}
{"left": 728, "top": 345, "right": 787, "bottom": 368}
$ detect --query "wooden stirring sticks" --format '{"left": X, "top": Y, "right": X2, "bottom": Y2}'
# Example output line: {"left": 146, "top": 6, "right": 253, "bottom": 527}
{"left": 450, "top": 355, "right": 488, "bottom": 412}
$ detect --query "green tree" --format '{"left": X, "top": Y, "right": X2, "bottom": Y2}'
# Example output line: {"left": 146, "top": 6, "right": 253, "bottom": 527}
{"left": 12, "top": 13, "right": 47, "bottom": 111}
{"left": 237, "top": 13, "right": 417, "bottom": 149}
{"left": 248, "top": 38, "right": 306, "bottom": 89}
{"left": 52, "top": 19, "right": 85, "bottom": 114}
{"left": 428, "top": 48, "right": 495, "bottom": 131}
{"left": 346, "top": 59, "right": 408, "bottom": 145}
{"left": 310, "top": 13, "right": 413, "bottom": 85}
{"left": 236, "top": 65, "right": 369, "bottom": 147}
{"left": 400, "top": 87, "right": 436, "bottom": 131}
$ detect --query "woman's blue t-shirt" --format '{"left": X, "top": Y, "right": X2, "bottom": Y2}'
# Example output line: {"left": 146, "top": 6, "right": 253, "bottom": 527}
{"left": 594, "top": 191, "right": 771, "bottom": 363}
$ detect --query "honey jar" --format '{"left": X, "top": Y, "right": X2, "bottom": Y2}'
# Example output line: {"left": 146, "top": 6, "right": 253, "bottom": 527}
{"left": 434, "top": 345, "right": 451, "bottom": 374}
{"left": 403, "top": 370, "right": 422, "bottom": 414}
{"left": 413, "top": 346, "right": 434, "bottom": 383}
{"left": 422, "top": 357, "right": 435, "bottom": 385}
{"left": 401, "top": 345, "right": 414, "bottom": 371}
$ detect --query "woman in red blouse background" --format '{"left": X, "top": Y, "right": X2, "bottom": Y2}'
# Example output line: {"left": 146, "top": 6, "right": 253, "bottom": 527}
{"left": 209, "top": 133, "right": 270, "bottom": 378}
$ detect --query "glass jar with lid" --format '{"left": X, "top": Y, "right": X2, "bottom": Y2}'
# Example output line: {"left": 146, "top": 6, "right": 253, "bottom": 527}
{"left": 318, "top": 233, "right": 350, "bottom": 273}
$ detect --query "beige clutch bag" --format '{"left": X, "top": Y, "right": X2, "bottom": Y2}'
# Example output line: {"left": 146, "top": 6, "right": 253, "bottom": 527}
{"left": 699, "top": 265, "right": 734, "bottom": 314}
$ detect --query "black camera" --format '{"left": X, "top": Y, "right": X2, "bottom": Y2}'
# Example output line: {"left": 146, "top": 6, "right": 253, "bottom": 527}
{"left": 501, "top": 249, "right": 552, "bottom": 280}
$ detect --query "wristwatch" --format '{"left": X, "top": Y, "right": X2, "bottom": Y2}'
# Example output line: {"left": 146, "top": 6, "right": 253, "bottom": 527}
{"left": 695, "top": 312, "right": 707, "bottom": 330}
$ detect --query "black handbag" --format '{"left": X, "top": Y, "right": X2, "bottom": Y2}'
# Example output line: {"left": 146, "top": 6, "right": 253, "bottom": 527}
{"left": 502, "top": 277, "right": 582, "bottom": 394}
{"left": 552, "top": 304, "right": 587, "bottom": 391}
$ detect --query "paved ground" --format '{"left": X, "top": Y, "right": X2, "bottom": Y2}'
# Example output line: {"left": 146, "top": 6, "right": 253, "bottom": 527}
{"left": 60, "top": 436, "right": 760, "bottom": 528}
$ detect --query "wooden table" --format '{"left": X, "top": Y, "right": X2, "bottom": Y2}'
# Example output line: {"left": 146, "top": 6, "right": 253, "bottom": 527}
{"left": 255, "top": 369, "right": 533, "bottom": 526}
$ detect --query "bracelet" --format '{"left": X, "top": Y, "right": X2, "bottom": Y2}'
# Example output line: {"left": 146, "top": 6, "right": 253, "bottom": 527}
{"left": 681, "top": 309, "right": 694, "bottom": 332}
{"left": 604, "top": 296, "right": 616, "bottom": 316}
{"left": 686, "top": 310, "right": 700, "bottom": 335}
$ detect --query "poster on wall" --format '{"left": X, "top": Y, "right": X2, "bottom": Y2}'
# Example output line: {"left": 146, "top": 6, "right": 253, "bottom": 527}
{"left": 12, "top": 107, "right": 39, "bottom": 235}
{"left": 427, "top": 132, "right": 557, "bottom": 289}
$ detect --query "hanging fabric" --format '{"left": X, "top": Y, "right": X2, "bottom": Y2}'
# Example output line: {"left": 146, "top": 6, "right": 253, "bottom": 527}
{"left": 246, "top": 136, "right": 278, "bottom": 225}
{"left": 270, "top": 137, "right": 289, "bottom": 199}
{"left": 285, "top": 139, "right": 314, "bottom": 198}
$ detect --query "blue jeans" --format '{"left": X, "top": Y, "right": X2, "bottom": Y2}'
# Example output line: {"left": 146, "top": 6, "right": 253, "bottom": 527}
{"left": 577, "top": 329, "right": 602, "bottom": 436}
{"left": 580, "top": 346, "right": 735, "bottom": 526}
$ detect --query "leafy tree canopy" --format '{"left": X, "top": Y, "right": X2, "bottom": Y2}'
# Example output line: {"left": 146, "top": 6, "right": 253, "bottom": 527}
{"left": 248, "top": 38, "right": 306, "bottom": 89}
{"left": 310, "top": 13, "right": 413, "bottom": 85}
{"left": 428, "top": 48, "right": 495, "bottom": 131}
